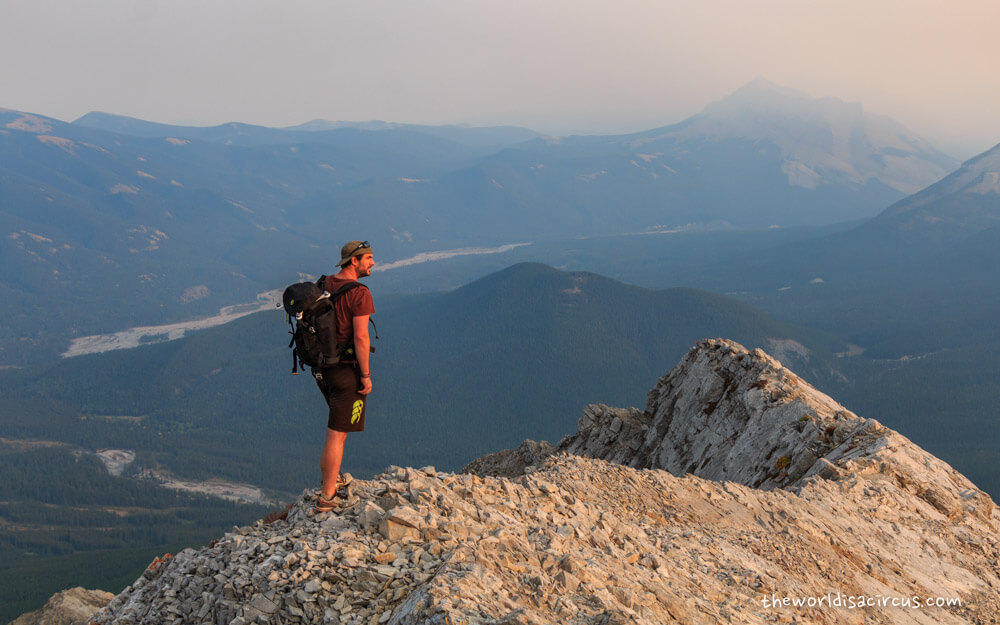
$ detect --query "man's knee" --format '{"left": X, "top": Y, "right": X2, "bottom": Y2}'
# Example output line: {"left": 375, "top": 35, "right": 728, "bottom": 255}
{"left": 326, "top": 428, "right": 348, "bottom": 444}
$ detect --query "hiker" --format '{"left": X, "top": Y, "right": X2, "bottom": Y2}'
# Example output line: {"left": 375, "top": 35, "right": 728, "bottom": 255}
{"left": 314, "top": 240, "right": 376, "bottom": 513}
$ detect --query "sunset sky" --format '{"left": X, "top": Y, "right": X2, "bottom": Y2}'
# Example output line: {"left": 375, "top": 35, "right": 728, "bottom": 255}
{"left": 2, "top": 0, "right": 998, "bottom": 158}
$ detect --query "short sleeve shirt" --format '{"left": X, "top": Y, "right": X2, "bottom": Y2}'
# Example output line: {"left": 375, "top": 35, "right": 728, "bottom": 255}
{"left": 325, "top": 276, "right": 375, "bottom": 347}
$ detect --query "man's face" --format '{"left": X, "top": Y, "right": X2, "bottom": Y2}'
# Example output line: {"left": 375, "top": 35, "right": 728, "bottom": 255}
{"left": 354, "top": 253, "right": 375, "bottom": 277}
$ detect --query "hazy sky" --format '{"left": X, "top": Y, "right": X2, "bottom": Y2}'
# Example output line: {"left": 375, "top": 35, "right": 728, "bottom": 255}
{"left": 2, "top": 0, "right": 998, "bottom": 158}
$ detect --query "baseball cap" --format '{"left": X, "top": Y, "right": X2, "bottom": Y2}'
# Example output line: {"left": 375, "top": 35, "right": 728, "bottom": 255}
{"left": 337, "top": 240, "right": 373, "bottom": 266}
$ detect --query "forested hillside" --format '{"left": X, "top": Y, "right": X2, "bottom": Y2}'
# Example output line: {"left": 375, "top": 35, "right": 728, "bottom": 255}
{"left": 0, "top": 444, "right": 267, "bottom": 623}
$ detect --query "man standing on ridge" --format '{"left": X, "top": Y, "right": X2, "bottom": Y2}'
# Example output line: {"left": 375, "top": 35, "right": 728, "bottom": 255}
{"left": 314, "top": 240, "right": 375, "bottom": 514}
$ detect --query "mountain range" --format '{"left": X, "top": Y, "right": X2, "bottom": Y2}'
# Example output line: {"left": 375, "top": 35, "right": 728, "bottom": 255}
{"left": 73, "top": 112, "right": 542, "bottom": 149}
{"left": 4, "top": 80, "right": 1000, "bottom": 622}
{"left": 0, "top": 78, "right": 958, "bottom": 365}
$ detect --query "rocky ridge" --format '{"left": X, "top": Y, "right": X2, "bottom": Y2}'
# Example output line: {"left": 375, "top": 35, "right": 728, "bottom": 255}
{"left": 543, "top": 339, "right": 988, "bottom": 498}
{"left": 87, "top": 339, "right": 999, "bottom": 624}
{"left": 8, "top": 587, "right": 114, "bottom": 625}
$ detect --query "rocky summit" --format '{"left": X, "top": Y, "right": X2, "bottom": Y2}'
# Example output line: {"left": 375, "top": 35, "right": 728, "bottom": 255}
{"left": 86, "top": 339, "right": 998, "bottom": 625}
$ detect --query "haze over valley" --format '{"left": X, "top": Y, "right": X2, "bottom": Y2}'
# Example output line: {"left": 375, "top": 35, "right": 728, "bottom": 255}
{"left": 3, "top": 79, "right": 1000, "bottom": 624}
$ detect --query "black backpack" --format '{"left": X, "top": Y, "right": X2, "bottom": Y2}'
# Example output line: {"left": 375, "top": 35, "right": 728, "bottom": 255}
{"left": 282, "top": 276, "right": 365, "bottom": 374}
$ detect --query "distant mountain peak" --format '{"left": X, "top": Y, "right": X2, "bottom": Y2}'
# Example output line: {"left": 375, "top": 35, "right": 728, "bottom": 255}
{"left": 283, "top": 119, "right": 402, "bottom": 132}
{"left": 700, "top": 78, "right": 861, "bottom": 125}
{"left": 962, "top": 144, "right": 1000, "bottom": 195}
{"left": 962, "top": 141, "right": 1000, "bottom": 172}
{"left": 74, "top": 110, "right": 127, "bottom": 123}
{"left": 2, "top": 110, "right": 61, "bottom": 133}
{"left": 871, "top": 141, "right": 1000, "bottom": 239}
{"left": 719, "top": 76, "right": 814, "bottom": 105}
{"left": 897, "top": 140, "right": 1000, "bottom": 199}
{"left": 662, "top": 80, "right": 958, "bottom": 194}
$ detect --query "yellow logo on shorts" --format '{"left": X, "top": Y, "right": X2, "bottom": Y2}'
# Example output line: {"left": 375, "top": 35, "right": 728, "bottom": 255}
{"left": 351, "top": 399, "right": 364, "bottom": 424}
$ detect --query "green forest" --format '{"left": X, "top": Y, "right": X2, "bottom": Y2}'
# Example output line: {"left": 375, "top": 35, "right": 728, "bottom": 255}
{"left": 0, "top": 446, "right": 268, "bottom": 622}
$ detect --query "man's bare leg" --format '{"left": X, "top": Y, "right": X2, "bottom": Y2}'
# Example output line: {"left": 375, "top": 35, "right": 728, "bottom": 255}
{"left": 320, "top": 428, "right": 348, "bottom": 498}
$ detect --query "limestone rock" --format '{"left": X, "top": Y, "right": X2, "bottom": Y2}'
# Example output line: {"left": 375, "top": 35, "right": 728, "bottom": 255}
{"left": 8, "top": 587, "right": 114, "bottom": 625}
{"left": 84, "top": 339, "right": 999, "bottom": 625}
{"left": 461, "top": 439, "right": 555, "bottom": 478}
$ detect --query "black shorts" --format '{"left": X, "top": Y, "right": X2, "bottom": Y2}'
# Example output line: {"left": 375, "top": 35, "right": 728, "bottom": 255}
{"left": 314, "top": 364, "right": 366, "bottom": 432}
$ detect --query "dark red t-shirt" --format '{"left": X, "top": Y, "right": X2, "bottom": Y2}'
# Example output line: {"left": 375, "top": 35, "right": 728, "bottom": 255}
{"left": 324, "top": 276, "right": 375, "bottom": 347}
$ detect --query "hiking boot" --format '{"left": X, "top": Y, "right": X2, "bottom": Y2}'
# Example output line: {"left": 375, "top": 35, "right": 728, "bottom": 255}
{"left": 336, "top": 473, "right": 354, "bottom": 498}
{"left": 315, "top": 491, "right": 359, "bottom": 514}
{"left": 314, "top": 473, "right": 354, "bottom": 501}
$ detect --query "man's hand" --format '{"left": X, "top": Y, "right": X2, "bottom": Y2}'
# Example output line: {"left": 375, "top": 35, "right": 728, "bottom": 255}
{"left": 359, "top": 375, "right": 372, "bottom": 395}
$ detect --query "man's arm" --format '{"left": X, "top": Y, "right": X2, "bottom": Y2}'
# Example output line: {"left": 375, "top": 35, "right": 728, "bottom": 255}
{"left": 353, "top": 314, "right": 371, "bottom": 395}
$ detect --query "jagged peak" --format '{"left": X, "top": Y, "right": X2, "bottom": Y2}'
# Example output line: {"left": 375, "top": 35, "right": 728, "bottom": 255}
{"left": 636, "top": 337, "right": 868, "bottom": 489}
{"left": 566, "top": 339, "right": 992, "bottom": 502}
{"left": 476, "top": 338, "right": 994, "bottom": 506}
{"left": 873, "top": 140, "right": 1000, "bottom": 235}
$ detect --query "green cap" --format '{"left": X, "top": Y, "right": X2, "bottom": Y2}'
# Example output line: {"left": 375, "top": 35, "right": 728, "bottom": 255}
{"left": 337, "top": 240, "right": 373, "bottom": 266}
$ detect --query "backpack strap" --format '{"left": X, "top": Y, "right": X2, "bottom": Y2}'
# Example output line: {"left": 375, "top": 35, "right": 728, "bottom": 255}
{"left": 331, "top": 281, "right": 364, "bottom": 298}
{"left": 287, "top": 316, "right": 300, "bottom": 375}
{"left": 316, "top": 276, "right": 367, "bottom": 299}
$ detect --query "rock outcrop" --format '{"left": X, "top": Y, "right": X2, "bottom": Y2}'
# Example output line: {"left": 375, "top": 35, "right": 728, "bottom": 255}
{"left": 86, "top": 339, "right": 999, "bottom": 624}
{"left": 8, "top": 587, "right": 114, "bottom": 625}
{"left": 550, "top": 339, "right": 991, "bottom": 503}
{"left": 461, "top": 439, "right": 555, "bottom": 479}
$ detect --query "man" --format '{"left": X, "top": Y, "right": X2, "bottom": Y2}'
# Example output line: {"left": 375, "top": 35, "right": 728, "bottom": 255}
{"left": 314, "top": 240, "right": 375, "bottom": 514}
